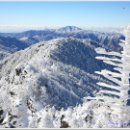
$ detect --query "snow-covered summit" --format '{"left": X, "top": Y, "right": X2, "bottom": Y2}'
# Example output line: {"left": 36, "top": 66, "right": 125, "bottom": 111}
{"left": 56, "top": 26, "right": 82, "bottom": 33}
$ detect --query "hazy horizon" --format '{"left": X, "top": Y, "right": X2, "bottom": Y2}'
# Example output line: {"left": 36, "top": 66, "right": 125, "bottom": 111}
{"left": 0, "top": 25, "right": 125, "bottom": 33}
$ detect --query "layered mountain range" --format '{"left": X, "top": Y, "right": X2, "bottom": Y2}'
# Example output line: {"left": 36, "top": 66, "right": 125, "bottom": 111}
{"left": 0, "top": 26, "right": 126, "bottom": 128}
{"left": 0, "top": 26, "right": 124, "bottom": 50}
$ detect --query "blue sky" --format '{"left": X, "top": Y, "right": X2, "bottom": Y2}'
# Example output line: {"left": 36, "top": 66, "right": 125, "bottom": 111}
{"left": 0, "top": 2, "right": 130, "bottom": 32}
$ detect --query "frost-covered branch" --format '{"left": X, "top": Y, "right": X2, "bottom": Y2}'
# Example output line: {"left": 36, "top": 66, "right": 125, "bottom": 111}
{"left": 94, "top": 25, "right": 130, "bottom": 107}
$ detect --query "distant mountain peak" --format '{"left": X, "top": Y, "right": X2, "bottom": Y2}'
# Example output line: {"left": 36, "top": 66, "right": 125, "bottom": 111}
{"left": 56, "top": 26, "right": 82, "bottom": 33}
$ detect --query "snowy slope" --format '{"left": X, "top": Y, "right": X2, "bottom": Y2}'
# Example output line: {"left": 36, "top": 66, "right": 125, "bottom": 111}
{"left": 0, "top": 49, "right": 10, "bottom": 61}
{"left": 0, "top": 37, "right": 115, "bottom": 127}
{"left": 0, "top": 38, "right": 106, "bottom": 127}
{"left": 0, "top": 38, "right": 105, "bottom": 109}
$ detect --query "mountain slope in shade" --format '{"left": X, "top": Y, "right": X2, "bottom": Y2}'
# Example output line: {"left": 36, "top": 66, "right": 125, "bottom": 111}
{"left": 0, "top": 36, "right": 28, "bottom": 52}
{"left": 0, "top": 36, "right": 28, "bottom": 61}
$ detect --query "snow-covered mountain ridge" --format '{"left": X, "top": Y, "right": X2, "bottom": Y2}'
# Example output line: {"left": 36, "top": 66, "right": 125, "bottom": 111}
{"left": 0, "top": 38, "right": 106, "bottom": 109}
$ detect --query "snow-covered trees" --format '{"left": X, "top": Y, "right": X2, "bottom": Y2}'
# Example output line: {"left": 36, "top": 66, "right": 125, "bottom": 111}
{"left": 95, "top": 25, "right": 130, "bottom": 106}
